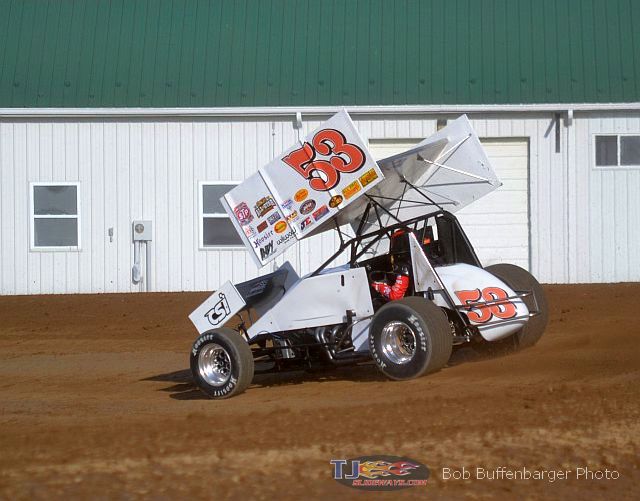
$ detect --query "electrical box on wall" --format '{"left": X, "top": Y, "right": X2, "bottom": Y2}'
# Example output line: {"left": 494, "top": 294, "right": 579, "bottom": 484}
{"left": 132, "top": 220, "right": 153, "bottom": 241}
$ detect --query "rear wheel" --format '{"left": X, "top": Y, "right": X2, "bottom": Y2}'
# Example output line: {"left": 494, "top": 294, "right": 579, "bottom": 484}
{"left": 190, "top": 327, "right": 254, "bottom": 399}
{"left": 369, "top": 297, "right": 452, "bottom": 380}
{"left": 484, "top": 263, "right": 549, "bottom": 350}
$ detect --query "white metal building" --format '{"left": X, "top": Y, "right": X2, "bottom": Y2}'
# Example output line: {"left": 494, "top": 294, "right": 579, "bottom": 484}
{"left": 0, "top": 1, "right": 639, "bottom": 295}
{"left": 1, "top": 106, "right": 639, "bottom": 295}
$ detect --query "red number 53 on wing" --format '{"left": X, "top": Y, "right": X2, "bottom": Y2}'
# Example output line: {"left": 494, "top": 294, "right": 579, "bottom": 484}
{"left": 282, "top": 128, "right": 366, "bottom": 192}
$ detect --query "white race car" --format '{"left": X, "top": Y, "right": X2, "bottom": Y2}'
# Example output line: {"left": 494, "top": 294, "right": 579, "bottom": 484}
{"left": 188, "top": 113, "right": 548, "bottom": 399}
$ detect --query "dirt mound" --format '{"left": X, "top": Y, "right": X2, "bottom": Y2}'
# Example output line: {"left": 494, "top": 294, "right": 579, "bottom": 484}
{"left": 1, "top": 284, "right": 639, "bottom": 499}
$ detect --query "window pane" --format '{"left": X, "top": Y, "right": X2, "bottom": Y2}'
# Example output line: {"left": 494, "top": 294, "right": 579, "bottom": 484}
{"left": 620, "top": 136, "right": 640, "bottom": 165}
{"left": 203, "top": 184, "right": 234, "bottom": 214}
{"left": 203, "top": 217, "right": 243, "bottom": 246}
{"left": 34, "top": 218, "right": 78, "bottom": 247}
{"left": 34, "top": 185, "right": 78, "bottom": 215}
{"left": 595, "top": 136, "right": 618, "bottom": 166}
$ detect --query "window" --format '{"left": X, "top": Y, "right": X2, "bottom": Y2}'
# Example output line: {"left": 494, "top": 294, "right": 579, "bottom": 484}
{"left": 595, "top": 135, "right": 640, "bottom": 167}
{"left": 30, "top": 183, "right": 80, "bottom": 249}
{"left": 200, "top": 182, "right": 244, "bottom": 247}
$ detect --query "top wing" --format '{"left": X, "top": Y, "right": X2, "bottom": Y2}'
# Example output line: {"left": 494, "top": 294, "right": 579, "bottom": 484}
{"left": 348, "top": 115, "right": 501, "bottom": 233}
{"left": 221, "top": 113, "right": 500, "bottom": 267}
{"left": 222, "top": 110, "right": 383, "bottom": 266}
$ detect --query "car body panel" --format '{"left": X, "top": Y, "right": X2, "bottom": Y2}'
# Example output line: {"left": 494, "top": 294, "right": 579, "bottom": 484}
{"left": 434, "top": 263, "right": 529, "bottom": 341}
{"left": 189, "top": 281, "right": 246, "bottom": 334}
{"left": 246, "top": 267, "right": 374, "bottom": 340}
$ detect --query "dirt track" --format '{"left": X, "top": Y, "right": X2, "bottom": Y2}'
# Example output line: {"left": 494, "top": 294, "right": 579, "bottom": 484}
{"left": 0, "top": 284, "right": 639, "bottom": 500}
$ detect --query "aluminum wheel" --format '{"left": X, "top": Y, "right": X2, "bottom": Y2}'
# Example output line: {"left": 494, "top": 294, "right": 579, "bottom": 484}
{"left": 380, "top": 321, "right": 417, "bottom": 365}
{"left": 198, "top": 343, "right": 231, "bottom": 387}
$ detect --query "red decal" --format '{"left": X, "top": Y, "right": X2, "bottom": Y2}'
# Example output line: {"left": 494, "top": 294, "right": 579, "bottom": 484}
{"left": 455, "top": 287, "right": 517, "bottom": 324}
{"left": 482, "top": 286, "right": 518, "bottom": 319}
{"left": 282, "top": 128, "right": 366, "bottom": 192}
{"left": 455, "top": 288, "right": 491, "bottom": 323}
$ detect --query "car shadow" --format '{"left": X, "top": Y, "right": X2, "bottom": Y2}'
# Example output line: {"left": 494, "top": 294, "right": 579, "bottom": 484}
{"left": 142, "top": 369, "right": 204, "bottom": 400}
{"left": 143, "top": 362, "right": 387, "bottom": 400}
{"left": 448, "top": 339, "right": 518, "bottom": 367}
{"left": 144, "top": 343, "right": 516, "bottom": 400}
{"left": 251, "top": 362, "right": 387, "bottom": 389}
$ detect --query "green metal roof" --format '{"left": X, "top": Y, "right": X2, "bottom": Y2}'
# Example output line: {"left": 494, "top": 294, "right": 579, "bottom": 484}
{"left": 0, "top": 0, "right": 638, "bottom": 108}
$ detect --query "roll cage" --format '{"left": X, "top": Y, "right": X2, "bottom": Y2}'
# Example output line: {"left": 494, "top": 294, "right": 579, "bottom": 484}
{"left": 309, "top": 193, "right": 540, "bottom": 341}
{"left": 312, "top": 198, "right": 481, "bottom": 277}
{"left": 304, "top": 198, "right": 483, "bottom": 346}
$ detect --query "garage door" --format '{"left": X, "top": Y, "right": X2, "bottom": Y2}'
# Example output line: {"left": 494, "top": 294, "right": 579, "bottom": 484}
{"left": 368, "top": 138, "right": 530, "bottom": 270}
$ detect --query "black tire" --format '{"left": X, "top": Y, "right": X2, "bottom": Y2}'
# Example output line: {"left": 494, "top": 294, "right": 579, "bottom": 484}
{"left": 190, "top": 327, "right": 254, "bottom": 399}
{"left": 484, "top": 263, "right": 549, "bottom": 350}
{"left": 369, "top": 297, "right": 452, "bottom": 380}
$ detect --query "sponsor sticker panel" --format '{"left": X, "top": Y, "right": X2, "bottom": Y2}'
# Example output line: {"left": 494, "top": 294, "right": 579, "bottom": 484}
{"left": 329, "top": 194, "right": 343, "bottom": 208}
{"left": 267, "top": 212, "right": 280, "bottom": 225}
{"left": 222, "top": 172, "right": 294, "bottom": 267}
{"left": 300, "top": 199, "right": 317, "bottom": 215}
{"left": 220, "top": 111, "right": 385, "bottom": 265}
{"left": 294, "top": 188, "right": 308, "bottom": 202}
{"left": 313, "top": 205, "right": 330, "bottom": 222}
{"left": 260, "top": 109, "right": 383, "bottom": 238}
{"left": 342, "top": 180, "right": 362, "bottom": 199}
{"left": 359, "top": 168, "right": 379, "bottom": 187}
{"left": 299, "top": 217, "right": 314, "bottom": 231}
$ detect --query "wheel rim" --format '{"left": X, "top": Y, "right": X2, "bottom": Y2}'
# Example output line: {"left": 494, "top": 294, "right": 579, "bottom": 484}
{"left": 381, "top": 321, "right": 417, "bottom": 365}
{"left": 198, "top": 343, "right": 232, "bottom": 387}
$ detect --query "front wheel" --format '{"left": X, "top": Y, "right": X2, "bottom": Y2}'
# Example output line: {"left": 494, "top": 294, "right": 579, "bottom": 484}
{"left": 369, "top": 297, "right": 452, "bottom": 380}
{"left": 190, "top": 328, "right": 254, "bottom": 399}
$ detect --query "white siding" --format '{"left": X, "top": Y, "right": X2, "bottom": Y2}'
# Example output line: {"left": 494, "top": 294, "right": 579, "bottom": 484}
{"left": 568, "top": 112, "right": 640, "bottom": 283}
{"left": 457, "top": 139, "right": 529, "bottom": 270}
{"left": 1, "top": 111, "right": 639, "bottom": 294}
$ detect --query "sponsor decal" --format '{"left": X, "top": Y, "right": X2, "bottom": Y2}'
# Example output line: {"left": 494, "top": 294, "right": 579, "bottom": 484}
{"left": 243, "top": 225, "right": 256, "bottom": 238}
{"left": 257, "top": 220, "right": 268, "bottom": 233}
{"left": 294, "top": 188, "right": 309, "bottom": 203}
{"left": 252, "top": 231, "right": 274, "bottom": 248}
{"left": 300, "top": 199, "right": 317, "bottom": 215}
{"left": 331, "top": 455, "right": 429, "bottom": 491}
{"left": 359, "top": 168, "right": 379, "bottom": 187}
{"left": 274, "top": 220, "right": 287, "bottom": 234}
{"left": 204, "top": 292, "right": 230, "bottom": 326}
{"left": 329, "top": 194, "right": 344, "bottom": 208}
{"left": 259, "top": 241, "right": 275, "bottom": 261}
{"left": 254, "top": 196, "right": 276, "bottom": 217}
{"left": 267, "top": 212, "right": 280, "bottom": 225}
{"left": 299, "top": 217, "right": 314, "bottom": 231}
{"left": 281, "top": 198, "right": 294, "bottom": 210}
{"left": 313, "top": 204, "right": 330, "bottom": 222}
{"left": 233, "top": 202, "right": 253, "bottom": 225}
{"left": 276, "top": 228, "right": 296, "bottom": 245}
{"left": 342, "top": 180, "right": 361, "bottom": 199}
{"left": 286, "top": 210, "right": 299, "bottom": 223}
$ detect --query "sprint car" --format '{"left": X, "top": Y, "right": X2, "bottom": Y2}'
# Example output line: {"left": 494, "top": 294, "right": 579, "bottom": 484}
{"left": 188, "top": 113, "right": 548, "bottom": 399}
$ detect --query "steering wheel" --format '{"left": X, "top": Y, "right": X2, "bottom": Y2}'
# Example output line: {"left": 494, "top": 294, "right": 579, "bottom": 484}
{"left": 368, "top": 270, "right": 395, "bottom": 283}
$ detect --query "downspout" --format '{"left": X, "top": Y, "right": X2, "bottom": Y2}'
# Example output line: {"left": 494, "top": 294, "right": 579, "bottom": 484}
{"left": 565, "top": 110, "right": 573, "bottom": 283}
